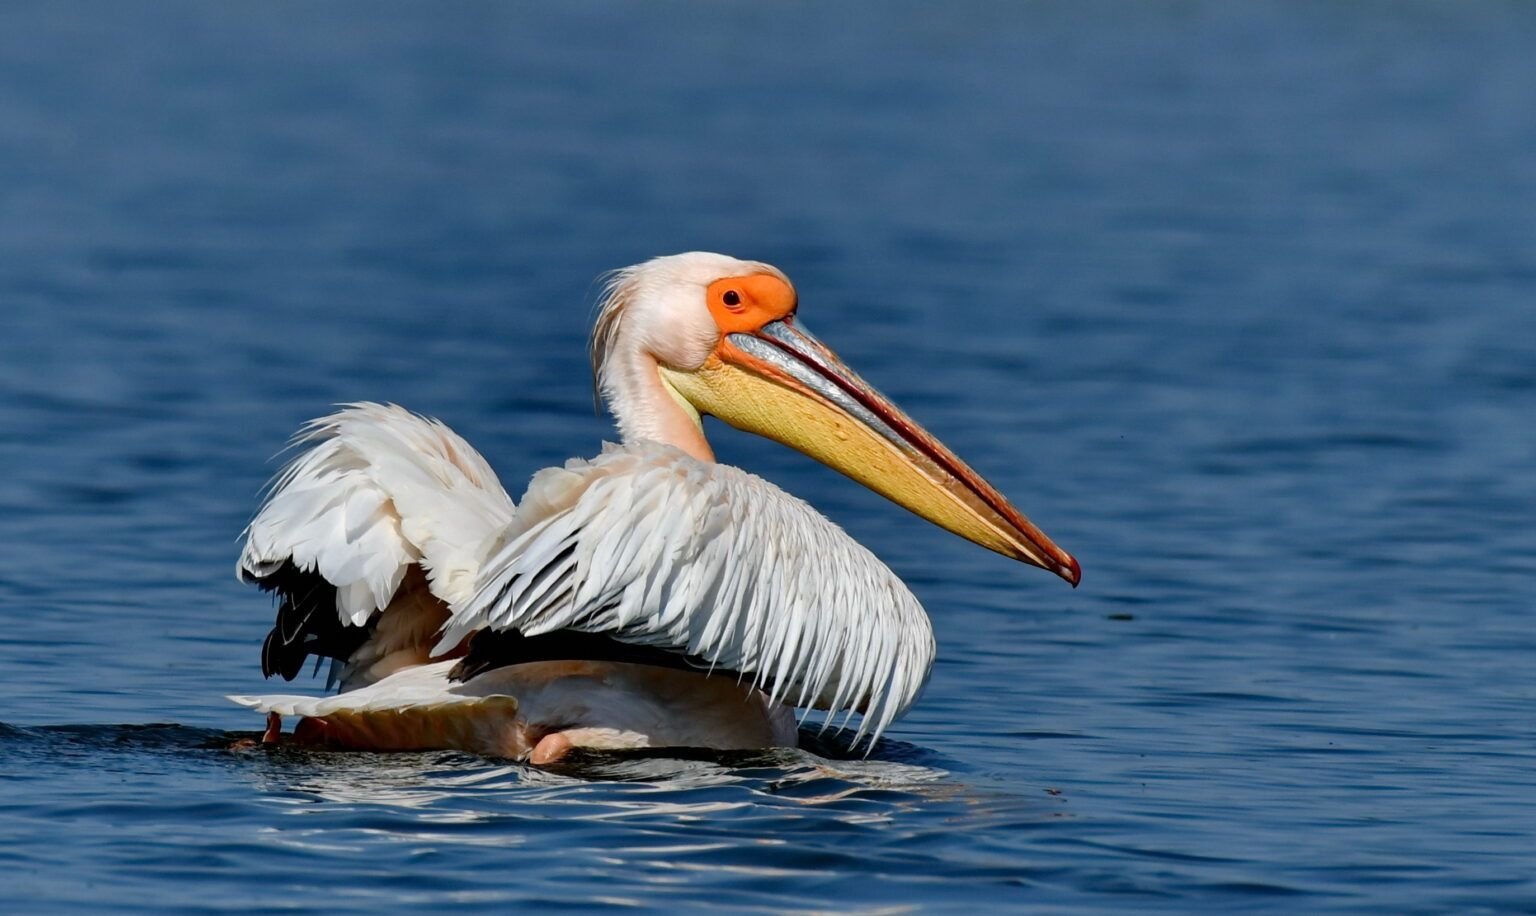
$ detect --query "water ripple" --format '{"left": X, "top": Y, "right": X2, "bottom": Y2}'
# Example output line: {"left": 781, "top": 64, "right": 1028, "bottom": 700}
{"left": 4, "top": 1, "right": 1536, "bottom": 911}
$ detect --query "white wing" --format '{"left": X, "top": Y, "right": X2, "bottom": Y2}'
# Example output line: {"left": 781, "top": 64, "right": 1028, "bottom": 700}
{"left": 439, "top": 441, "right": 935, "bottom": 744}
{"left": 238, "top": 403, "right": 516, "bottom": 686}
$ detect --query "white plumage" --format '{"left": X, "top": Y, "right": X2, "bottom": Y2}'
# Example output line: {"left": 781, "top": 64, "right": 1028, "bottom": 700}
{"left": 233, "top": 252, "right": 1078, "bottom": 762}
{"left": 238, "top": 404, "right": 517, "bottom": 690}
{"left": 240, "top": 407, "right": 933, "bottom": 744}
{"left": 441, "top": 440, "right": 935, "bottom": 742}
{"left": 240, "top": 403, "right": 515, "bottom": 621}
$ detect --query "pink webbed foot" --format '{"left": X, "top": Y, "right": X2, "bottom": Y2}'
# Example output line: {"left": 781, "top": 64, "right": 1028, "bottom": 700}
{"left": 529, "top": 731, "right": 574, "bottom": 766}
{"left": 261, "top": 711, "right": 283, "bottom": 744}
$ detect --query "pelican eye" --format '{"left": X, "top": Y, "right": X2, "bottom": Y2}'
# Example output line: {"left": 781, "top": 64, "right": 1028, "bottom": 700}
{"left": 722, "top": 289, "right": 742, "bottom": 308}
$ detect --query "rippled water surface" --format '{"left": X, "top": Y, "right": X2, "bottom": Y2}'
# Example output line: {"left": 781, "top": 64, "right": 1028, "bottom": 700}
{"left": 2, "top": 2, "right": 1534, "bottom": 911}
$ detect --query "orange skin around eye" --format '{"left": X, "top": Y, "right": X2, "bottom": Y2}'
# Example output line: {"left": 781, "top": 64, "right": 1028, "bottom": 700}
{"left": 706, "top": 274, "right": 798, "bottom": 334}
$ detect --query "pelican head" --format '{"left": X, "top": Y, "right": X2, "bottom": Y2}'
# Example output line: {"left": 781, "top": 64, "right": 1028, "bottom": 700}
{"left": 591, "top": 251, "right": 1080, "bottom": 586}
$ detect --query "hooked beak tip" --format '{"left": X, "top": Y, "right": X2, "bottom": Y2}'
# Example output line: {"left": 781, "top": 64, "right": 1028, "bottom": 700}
{"left": 1058, "top": 555, "right": 1082, "bottom": 588}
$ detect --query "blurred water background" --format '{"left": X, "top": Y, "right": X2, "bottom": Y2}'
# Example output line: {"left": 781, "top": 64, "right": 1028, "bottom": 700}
{"left": 1, "top": 1, "right": 1533, "bottom": 911}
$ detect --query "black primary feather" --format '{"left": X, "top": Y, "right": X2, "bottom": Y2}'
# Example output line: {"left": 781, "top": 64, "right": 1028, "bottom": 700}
{"left": 246, "top": 561, "right": 373, "bottom": 680}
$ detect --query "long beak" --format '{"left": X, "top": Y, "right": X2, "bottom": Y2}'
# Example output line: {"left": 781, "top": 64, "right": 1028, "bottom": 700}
{"left": 658, "top": 319, "right": 1080, "bottom": 586}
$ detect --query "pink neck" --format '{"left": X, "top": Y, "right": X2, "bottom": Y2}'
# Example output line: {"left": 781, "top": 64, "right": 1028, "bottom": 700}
{"left": 608, "top": 351, "right": 714, "bottom": 462}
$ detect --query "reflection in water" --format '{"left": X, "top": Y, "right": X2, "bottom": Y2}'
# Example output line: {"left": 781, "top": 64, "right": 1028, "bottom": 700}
{"left": 198, "top": 718, "right": 1069, "bottom": 904}
{"left": 5, "top": 2, "right": 1533, "bottom": 908}
{"left": 239, "top": 731, "right": 956, "bottom": 813}
{"left": 214, "top": 721, "right": 1063, "bottom": 851}
{"left": 2, "top": 721, "right": 1067, "bottom": 860}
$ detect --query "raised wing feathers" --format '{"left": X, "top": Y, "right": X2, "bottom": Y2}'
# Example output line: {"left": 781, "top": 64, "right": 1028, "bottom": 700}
{"left": 239, "top": 403, "right": 516, "bottom": 657}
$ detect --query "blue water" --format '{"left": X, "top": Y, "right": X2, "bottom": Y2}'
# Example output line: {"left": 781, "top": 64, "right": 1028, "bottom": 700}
{"left": 2, "top": 2, "right": 1533, "bottom": 911}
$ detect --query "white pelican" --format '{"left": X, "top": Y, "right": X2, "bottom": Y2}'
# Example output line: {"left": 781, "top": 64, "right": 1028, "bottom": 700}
{"left": 232, "top": 252, "right": 1078, "bottom": 764}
